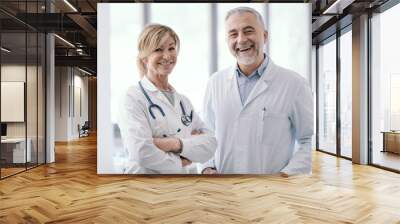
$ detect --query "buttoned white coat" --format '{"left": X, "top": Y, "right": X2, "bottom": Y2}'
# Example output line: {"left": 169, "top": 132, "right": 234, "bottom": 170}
{"left": 201, "top": 60, "right": 314, "bottom": 175}
{"left": 119, "top": 76, "right": 217, "bottom": 174}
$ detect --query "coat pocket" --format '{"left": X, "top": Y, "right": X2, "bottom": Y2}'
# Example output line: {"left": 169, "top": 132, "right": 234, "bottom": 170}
{"left": 258, "top": 111, "right": 290, "bottom": 146}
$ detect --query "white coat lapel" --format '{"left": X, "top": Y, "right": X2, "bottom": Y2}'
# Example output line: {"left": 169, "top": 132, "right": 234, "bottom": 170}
{"left": 243, "top": 61, "right": 276, "bottom": 108}
{"left": 227, "top": 66, "right": 244, "bottom": 110}
{"left": 141, "top": 76, "right": 177, "bottom": 113}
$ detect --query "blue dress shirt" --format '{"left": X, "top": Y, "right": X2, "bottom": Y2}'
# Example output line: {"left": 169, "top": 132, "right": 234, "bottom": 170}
{"left": 235, "top": 54, "right": 269, "bottom": 105}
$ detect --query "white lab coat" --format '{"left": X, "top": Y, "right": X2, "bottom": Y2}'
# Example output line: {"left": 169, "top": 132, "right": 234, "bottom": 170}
{"left": 119, "top": 76, "right": 217, "bottom": 174}
{"left": 201, "top": 60, "right": 314, "bottom": 175}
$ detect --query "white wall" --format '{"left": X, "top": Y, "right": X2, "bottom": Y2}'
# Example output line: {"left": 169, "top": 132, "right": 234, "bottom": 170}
{"left": 1, "top": 82, "right": 25, "bottom": 122}
{"left": 1, "top": 65, "right": 36, "bottom": 137}
{"left": 55, "top": 66, "right": 68, "bottom": 141}
{"left": 1, "top": 66, "right": 26, "bottom": 128}
{"left": 72, "top": 73, "right": 89, "bottom": 138}
{"left": 54, "top": 67, "right": 89, "bottom": 141}
{"left": 1, "top": 63, "right": 46, "bottom": 164}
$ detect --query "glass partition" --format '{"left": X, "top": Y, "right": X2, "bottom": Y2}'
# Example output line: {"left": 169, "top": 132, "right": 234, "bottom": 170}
{"left": 27, "top": 30, "right": 38, "bottom": 169}
{"left": 1, "top": 31, "right": 28, "bottom": 177}
{"left": 371, "top": 3, "right": 400, "bottom": 171}
{"left": 339, "top": 29, "right": 352, "bottom": 158}
{"left": 317, "top": 36, "right": 337, "bottom": 155}
{"left": 0, "top": 1, "right": 46, "bottom": 179}
{"left": 38, "top": 32, "right": 45, "bottom": 165}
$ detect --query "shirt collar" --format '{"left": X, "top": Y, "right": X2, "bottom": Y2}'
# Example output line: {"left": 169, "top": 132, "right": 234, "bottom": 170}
{"left": 235, "top": 54, "right": 269, "bottom": 79}
{"left": 140, "top": 75, "right": 176, "bottom": 93}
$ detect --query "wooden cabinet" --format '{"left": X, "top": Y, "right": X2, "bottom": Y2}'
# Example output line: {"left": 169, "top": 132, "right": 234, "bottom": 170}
{"left": 382, "top": 131, "right": 400, "bottom": 154}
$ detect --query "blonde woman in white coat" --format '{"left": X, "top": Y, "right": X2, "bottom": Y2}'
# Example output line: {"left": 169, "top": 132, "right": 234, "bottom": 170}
{"left": 119, "top": 24, "right": 217, "bottom": 174}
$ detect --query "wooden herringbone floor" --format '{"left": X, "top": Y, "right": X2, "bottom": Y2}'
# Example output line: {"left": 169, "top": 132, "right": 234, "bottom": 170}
{"left": 1, "top": 135, "right": 400, "bottom": 223}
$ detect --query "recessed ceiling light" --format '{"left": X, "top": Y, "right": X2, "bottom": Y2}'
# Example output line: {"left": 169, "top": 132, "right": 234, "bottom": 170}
{"left": 1, "top": 47, "right": 11, "bottom": 53}
{"left": 54, "top": 34, "right": 75, "bottom": 48}
{"left": 78, "top": 67, "right": 93, "bottom": 76}
{"left": 63, "top": 0, "right": 78, "bottom": 12}
{"left": 322, "top": 0, "right": 354, "bottom": 15}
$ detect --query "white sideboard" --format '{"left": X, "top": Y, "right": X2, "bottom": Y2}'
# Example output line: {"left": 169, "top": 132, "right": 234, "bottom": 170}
{"left": 1, "top": 138, "right": 32, "bottom": 163}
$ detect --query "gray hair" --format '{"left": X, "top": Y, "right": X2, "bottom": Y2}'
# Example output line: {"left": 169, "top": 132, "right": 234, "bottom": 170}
{"left": 225, "top": 6, "right": 266, "bottom": 30}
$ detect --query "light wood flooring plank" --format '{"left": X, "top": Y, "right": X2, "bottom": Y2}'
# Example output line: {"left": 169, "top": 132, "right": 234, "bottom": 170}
{"left": 0, "top": 135, "right": 400, "bottom": 223}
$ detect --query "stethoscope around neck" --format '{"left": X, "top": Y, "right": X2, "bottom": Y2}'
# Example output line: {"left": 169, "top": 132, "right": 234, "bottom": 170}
{"left": 138, "top": 81, "right": 193, "bottom": 126}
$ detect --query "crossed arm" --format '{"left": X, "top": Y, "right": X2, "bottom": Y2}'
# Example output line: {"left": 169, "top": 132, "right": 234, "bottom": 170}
{"left": 153, "top": 130, "right": 203, "bottom": 167}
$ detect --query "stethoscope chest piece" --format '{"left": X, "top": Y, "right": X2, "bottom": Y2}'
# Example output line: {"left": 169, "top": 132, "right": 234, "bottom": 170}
{"left": 181, "top": 112, "right": 193, "bottom": 126}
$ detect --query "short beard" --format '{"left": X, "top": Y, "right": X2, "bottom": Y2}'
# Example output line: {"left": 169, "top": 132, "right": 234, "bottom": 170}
{"left": 237, "top": 54, "right": 257, "bottom": 65}
{"left": 236, "top": 47, "right": 259, "bottom": 65}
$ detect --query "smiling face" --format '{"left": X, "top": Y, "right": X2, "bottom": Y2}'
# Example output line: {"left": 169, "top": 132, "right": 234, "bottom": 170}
{"left": 142, "top": 34, "right": 178, "bottom": 77}
{"left": 225, "top": 12, "right": 267, "bottom": 67}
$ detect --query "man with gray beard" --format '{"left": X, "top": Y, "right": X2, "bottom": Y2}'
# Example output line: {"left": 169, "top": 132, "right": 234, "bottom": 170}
{"left": 201, "top": 7, "right": 314, "bottom": 176}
